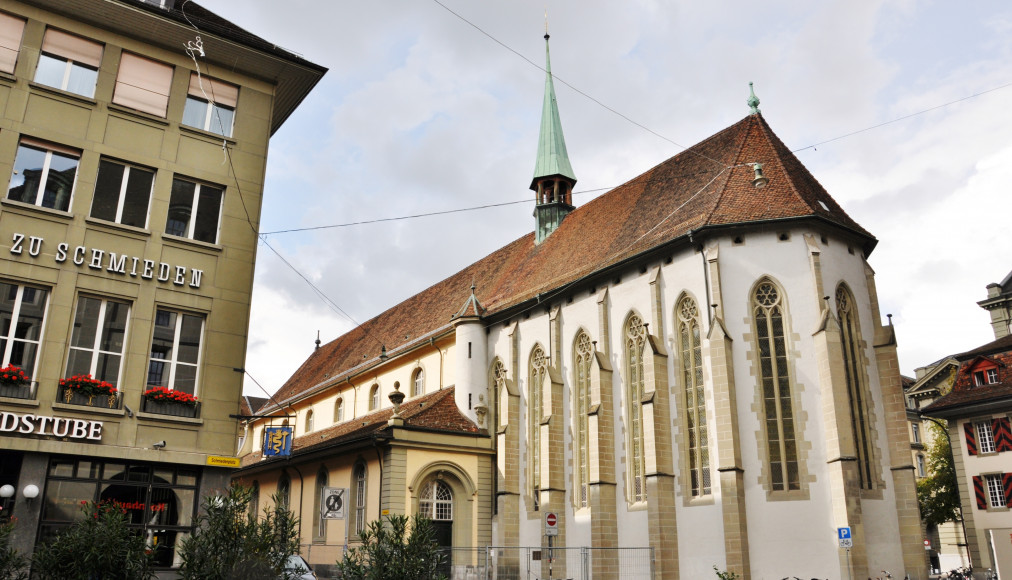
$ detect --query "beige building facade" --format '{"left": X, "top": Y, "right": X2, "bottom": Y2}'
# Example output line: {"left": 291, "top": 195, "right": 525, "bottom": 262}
{"left": 0, "top": 0, "right": 323, "bottom": 573}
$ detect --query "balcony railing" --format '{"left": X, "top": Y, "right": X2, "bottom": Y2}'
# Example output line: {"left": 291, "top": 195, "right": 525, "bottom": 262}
{"left": 141, "top": 396, "right": 201, "bottom": 419}
{"left": 0, "top": 381, "right": 37, "bottom": 400}
{"left": 57, "top": 385, "right": 123, "bottom": 410}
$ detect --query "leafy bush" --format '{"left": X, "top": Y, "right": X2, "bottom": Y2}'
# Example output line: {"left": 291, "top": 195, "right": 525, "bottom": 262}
{"left": 336, "top": 514, "right": 447, "bottom": 580}
{"left": 0, "top": 518, "right": 29, "bottom": 580}
{"left": 177, "top": 483, "right": 300, "bottom": 580}
{"left": 714, "top": 565, "right": 741, "bottom": 580}
{"left": 31, "top": 501, "right": 154, "bottom": 580}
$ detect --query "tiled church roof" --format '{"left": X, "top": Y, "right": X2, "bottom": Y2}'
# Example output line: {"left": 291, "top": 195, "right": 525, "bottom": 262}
{"left": 267, "top": 114, "right": 874, "bottom": 408}
{"left": 241, "top": 387, "right": 477, "bottom": 467}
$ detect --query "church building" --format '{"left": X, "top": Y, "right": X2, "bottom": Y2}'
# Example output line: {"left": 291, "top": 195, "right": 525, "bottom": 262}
{"left": 236, "top": 33, "right": 924, "bottom": 580}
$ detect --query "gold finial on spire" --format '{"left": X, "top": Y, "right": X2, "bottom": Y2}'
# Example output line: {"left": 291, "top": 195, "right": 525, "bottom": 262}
{"left": 544, "top": 9, "right": 549, "bottom": 39}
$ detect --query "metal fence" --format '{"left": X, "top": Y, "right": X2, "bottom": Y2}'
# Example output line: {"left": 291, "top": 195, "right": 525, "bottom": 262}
{"left": 436, "top": 546, "right": 655, "bottom": 580}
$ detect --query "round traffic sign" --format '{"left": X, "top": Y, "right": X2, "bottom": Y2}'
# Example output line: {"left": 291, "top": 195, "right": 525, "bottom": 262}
{"left": 546, "top": 513, "right": 557, "bottom": 526}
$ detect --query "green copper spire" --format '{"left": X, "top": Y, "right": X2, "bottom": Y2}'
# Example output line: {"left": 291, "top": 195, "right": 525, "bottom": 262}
{"left": 531, "top": 31, "right": 576, "bottom": 190}
{"left": 747, "top": 81, "right": 761, "bottom": 115}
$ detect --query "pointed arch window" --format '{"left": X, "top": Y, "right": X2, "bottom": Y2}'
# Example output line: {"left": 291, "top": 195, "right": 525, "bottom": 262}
{"left": 837, "top": 284, "right": 875, "bottom": 490}
{"left": 277, "top": 472, "right": 291, "bottom": 510}
{"left": 574, "top": 331, "right": 593, "bottom": 508}
{"left": 625, "top": 314, "right": 647, "bottom": 502}
{"left": 678, "top": 296, "right": 710, "bottom": 497}
{"left": 412, "top": 368, "right": 425, "bottom": 397}
{"left": 314, "top": 467, "right": 328, "bottom": 541}
{"left": 353, "top": 462, "right": 367, "bottom": 535}
{"left": 334, "top": 398, "right": 344, "bottom": 423}
{"left": 369, "top": 384, "right": 379, "bottom": 411}
{"left": 305, "top": 409, "right": 314, "bottom": 433}
{"left": 529, "top": 345, "right": 548, "bottom": 510}
{"left": 753, "top": 281, "right": 799, "bottom": 491}
{"left": 419, "top": 480, "right": 453, "bottom": 521}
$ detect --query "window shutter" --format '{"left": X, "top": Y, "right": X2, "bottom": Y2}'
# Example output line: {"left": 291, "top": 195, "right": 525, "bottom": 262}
{"left": 0, "top": 12, "right": 26, "bottom": 74}
{"left": 973, "top": 476, "right": 987, "bottom": 509}
{"left": 113, "top": 52, "right": 173, "bottom": 117}
{"left": 1004, "top": 473, "right": 1012, "bottom": 507}
{"left": 188, "top": 73, "right": 238, "bottom": 108}
{"left": 41, "top": 28, "right": 102, "bottom": 67}
{"left": 964, "top": 422, "right": 978, "bottom": 455}
{"left": 994, "top": 417, "right": 1012, "bottom": 452}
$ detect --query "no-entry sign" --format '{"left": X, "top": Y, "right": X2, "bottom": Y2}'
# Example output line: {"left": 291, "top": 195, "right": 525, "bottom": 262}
{"left": 545, "top": 512, "right": 558, "bottom": 536}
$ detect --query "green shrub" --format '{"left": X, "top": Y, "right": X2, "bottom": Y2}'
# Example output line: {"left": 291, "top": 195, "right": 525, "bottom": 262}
{"left": 336, "top": 514, "right": 447, "bottom": 580}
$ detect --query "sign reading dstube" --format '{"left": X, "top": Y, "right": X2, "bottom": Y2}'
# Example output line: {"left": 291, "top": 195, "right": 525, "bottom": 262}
{"left": 10, "top": 233, "right": 204, "bottom": 289}
{"left": 0, "top": 411, "right": 104, "bottom": 440}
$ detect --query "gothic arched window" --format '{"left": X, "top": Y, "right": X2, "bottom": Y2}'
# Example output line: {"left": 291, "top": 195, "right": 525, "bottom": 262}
{"left": 277, "top": 472, "right": 291, "bottom": 510}
{"left": 314, "top": 467, "right": 328, "bottom": 540}
{"left": 837, "top": 283, "right": 874, "bottom": 489}
{"left": 574, "top": 330, "right": 593, "bottom": 508}
{"left": 305, "top": 408, "right": 314, "bottom": 433}
{"left": 753, "top": 280, "right": 799, "bottom": 492}
{"left": 678, "top": 295, "right": 709, "bottom": 497}
{"left": 334, "top": 398, "right": 344, "bottom": 423}
{"left": 353, "top": 462, "right": 367, "bottom": 534}
{"left": 529, "top": 345, "right": 548, "bottom": 510}
{"left": 625, "top": 314, "right": 647, "bottom": 502}
{"left": 369, "top": 384, "right": 379, "bottom": 411}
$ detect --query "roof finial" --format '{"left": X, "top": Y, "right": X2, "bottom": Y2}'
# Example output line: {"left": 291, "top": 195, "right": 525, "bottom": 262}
{"left": 544, "top": 9, "right": 549, "bottom": 39}
{"left": 314, "top": 330, "right": 321, "bottom": 350}
{"left": 747, "top": 81, "right": 761, "bottom": 115}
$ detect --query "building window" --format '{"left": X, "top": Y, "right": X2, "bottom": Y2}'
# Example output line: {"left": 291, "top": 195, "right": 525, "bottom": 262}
{"left": 147, "top": 309, "right": 204, "bottom": 394}
{"left": 412, "top": 368, "right": 424, "bottom": 397}
{"left": 978, "top": 421, "right": 996, "bottom": 454}
{"left": 249, "top": 481, "right": 259, "bottom": 518}
{"left": 334, "top": 398, "right": 344, "bottom": 422}
{"left": 912, "top": 423, "right": 921, "bottom": 444}
{"left": 354, "top": 463, "right": 367, "bottom": 535}
{"left": 677, "top": 296, "right": 710, "bottom": 497}
{"left": 113, "top": 52, "right": 172, "bottom": 117}
{"left": 753, "top": 280, "right": 800, "bottom": 492}
{"left": 91, "top": 159, "right": 154, "bottom": 228}
{"left": 529, "top": 344, "right": 548, "bottom": 510}
{"left": 165, "top": 177, "right": 223, "bottom": 244}
{"left": 66, "top": 296, "right": 129, "bottom": 386}
{"left": 973, "top": 368, "right": 998, "bottom": 386}
{"left": 7, "top": 139, "right": 80, "bottom": 211}
{"left": 277, "top": 472, "right": 291, "bottom": 510}
{"left": 573, "top": 331, "right": 592, "bottom": 508}
{"left": 34, "top": 29, "right": 101, "bottom": 97}
{"left": 419, "top": 480, "right": 453, "bottom": 521}
{"left": 305, "top": 409, "right": 314, "bottom": 433}
{"left": 625, "top": 314, "right": 647, "bottom": 502}
{"left": 0, "top": 13, "right": 26, "bottom": 74}
{"left": 916, "top": 454, "right": 926, "bottom": 478}
{"left": 369, "top": 385, "right": 379, "bottom": 411}
{"left": 837, "top": 284, "right": 875, "bottom": 490}
{"left": 985, "top": 474, "right": 1007, "bottom": 508}
{"left": 182, "top": 73, "right": 237, "bottom": 137}
{"left": 0, "top": 282, "right": 49, "bottom": 376}
{"left": 314, "top": 468, "right": 328, "bottom": 541}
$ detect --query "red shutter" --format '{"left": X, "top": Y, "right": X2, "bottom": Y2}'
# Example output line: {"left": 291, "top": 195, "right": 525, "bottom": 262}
{"left": 965, "top": 422, "right": 978, "bottom": 455}
{"left": 1003, "top": 473, "right": 1012, "bottom": 507}
{"left": 994, "top": 417, "right": 1012, "bottom": 452}
{"left": 973, "top": 476, "right": 987, "bottom": 509}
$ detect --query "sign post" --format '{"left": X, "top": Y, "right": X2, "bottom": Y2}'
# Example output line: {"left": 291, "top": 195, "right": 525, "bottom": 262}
{"left": 838, "top": 527, "right": 853, "bottom": 580}
{"left": 544, "top": 512, "right": 558, "bottom": 580}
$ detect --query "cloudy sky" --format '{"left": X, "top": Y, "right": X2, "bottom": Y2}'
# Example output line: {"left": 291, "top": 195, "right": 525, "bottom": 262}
{"left": 194, "top": 0, "right": 1012, "bottom": 396}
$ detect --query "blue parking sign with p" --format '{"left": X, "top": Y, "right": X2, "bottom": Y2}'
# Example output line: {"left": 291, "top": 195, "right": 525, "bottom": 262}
{"left": 838, "top": 527, "right": 851, "bottom": 540}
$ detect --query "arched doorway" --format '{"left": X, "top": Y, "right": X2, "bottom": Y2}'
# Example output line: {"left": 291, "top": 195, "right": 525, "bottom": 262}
{"left": 419, "top": 479, "right": 453, "bottom": 578}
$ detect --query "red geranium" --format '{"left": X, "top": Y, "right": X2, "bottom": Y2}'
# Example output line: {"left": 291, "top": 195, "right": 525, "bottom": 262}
{"left": 143, "top": 386, "right": 199, "bottom": 407}
{"left": 59, "top": 374, "right": 117, "bottom": 397}
{"left": 0, "top": 364, "right": 29, "bottom": 387}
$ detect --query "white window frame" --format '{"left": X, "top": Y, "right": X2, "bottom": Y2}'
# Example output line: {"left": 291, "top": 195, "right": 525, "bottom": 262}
{"left": 65, "top": 296, "right": 130, "bottom": 386}
{"left": 8, "top": 140, "right": 80, "bottom": 211}
{"left": 986, "top": 368, "right": 998, "bottom": 384}
{"left": 419, "top": 480, "right": 453, "bottom": 521}
{"left": 978, "top": 421, "right": 996, "bottom": 454}
{"left": 334, "top": 398, "right": 344, "bottom": 422}
{"left": 916, "top": 454, "right": 926, "bottom": 478}
{"left": 91, "top": 158, "right": 154, "bottom": 228}
{"left": 354, "top": 463, "right": 367, "bottom": 535}
{"left": 0, "top": 282, "right": 50, "bottom": 376}
{"left": 183, "top": 96, "right": 235, "bottom": 137}
{"left": 147, "top": 309, "right": 204, "bottom": 395}
{"left": 912, "top": 423, "right": 921, "bottom": 444}
{"left": 985, "top": 474, "right": 1007, "bottom": 509}
{"left": 412, "top": 368, "right": 424, "bottom": 397}
{"left": 369, "top": 385, "right": 379, "bottom": 410}
{"left": 165, "top": 177, "right": 223, "bottom": 244}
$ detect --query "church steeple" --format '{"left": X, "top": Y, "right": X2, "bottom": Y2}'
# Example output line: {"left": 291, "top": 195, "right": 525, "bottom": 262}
{"left": 531, "top": 25, "right": 576, "bottom": 245}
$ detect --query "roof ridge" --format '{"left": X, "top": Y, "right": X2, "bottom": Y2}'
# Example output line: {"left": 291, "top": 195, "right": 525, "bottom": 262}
{"left": 702, "top": 116, "right": 754, "bottom": 225}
